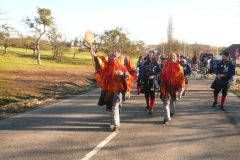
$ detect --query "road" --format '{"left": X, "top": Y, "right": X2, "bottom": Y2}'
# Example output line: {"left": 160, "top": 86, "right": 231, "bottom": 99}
{"left": 0, "top": 75, "right": 240, "bottom": 160}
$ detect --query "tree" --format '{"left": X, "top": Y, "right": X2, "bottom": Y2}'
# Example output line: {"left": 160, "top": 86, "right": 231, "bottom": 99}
{"left": 100, "top": 27, "right": 144, "bottom": 56}
{"left": 0, "top": 24, "right": 18, "bottom": 54}
{"left": 167, "top": 16, "right": 174, "bottom": 52}
{"left": 23, "top": 39, "right": 30, "bottom": 52}
{"left": 23, "top": 7, "right": 54, "bottom": 65}
{"left": 77, "top": 27, "right": 145, "bottom": 57}
{"left": 47, "top": 28, "right": 69, "bottom": 60}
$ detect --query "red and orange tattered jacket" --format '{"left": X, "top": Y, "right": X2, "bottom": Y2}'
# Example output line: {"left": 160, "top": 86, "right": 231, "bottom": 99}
{"left": 160, "top": 60, "right": 186, "bottom": 98}
{"left": 94, "top": 56, "right": 134, "bottom": 101}
{"left": 124, "top": 57, "right": 137, "bottom": 82}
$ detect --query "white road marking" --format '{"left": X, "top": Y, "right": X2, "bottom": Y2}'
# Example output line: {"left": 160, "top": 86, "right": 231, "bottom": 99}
{"left": 81, "top": 131, "right": 119, "bottom": 160}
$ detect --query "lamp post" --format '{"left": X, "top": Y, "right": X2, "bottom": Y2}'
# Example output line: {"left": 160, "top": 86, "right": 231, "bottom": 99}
{"left": 162, "top": 39, "right": 164, "bottom": 54}
{"left": 183, "top": 41, "right": 186, "bottom": 57}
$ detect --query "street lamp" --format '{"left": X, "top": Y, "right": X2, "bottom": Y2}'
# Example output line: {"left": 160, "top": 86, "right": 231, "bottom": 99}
{"left": 162, "top": 39, "right": 164, "bottom": 54}
{"left": 163, "top": 43, "right": 164, "bottom": 54}
{"left": 183, "top": 41, "right": 186, "bottom": 57}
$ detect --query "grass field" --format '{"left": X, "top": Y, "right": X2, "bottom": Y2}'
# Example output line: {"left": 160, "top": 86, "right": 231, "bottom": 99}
{"left": 0, "top": 46, "right": 139, "bottom": 68}
{"left": 0, "top": 47, "right": 97, "bottom": 68}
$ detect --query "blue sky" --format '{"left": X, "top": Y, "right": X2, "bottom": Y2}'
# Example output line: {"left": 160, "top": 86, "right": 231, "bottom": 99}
{"left": 1, "top": 0, "right": 240, "bottom": 46}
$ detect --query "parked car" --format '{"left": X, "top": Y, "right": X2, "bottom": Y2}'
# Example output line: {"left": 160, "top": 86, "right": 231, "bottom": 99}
{"left": 208, "top": 59, "right": 221, "bottom": 73}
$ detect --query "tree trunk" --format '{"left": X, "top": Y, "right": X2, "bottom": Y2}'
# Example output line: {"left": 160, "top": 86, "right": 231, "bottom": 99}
{"left": 4, "top": 45, "right": 8, "bottom": 54}
{"left": 36, "top": 42, "right": 41, "bottom": 65}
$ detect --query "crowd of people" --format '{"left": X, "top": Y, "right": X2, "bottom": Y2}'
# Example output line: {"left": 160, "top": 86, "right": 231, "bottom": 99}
{"left": 89, "top": 49, "right": 236, "bottom": 130}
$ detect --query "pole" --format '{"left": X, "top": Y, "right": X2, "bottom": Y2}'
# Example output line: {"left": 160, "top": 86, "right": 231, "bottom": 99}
{"left": 183, "top": 41, "right": 186, "bottom": 57}
{"left": 162, "top": 39, "right": 164, "bottom": 54}
{"left": 163, "top": 43, "right": 164, "bottom": 54}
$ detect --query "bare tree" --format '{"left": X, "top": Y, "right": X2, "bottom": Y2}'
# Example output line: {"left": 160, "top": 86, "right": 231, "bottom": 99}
{"left": 23, "top": 7, "right": 54, "bottom": 65}
{"left": 46, "top": 28, "right": 69, "bottom": 61}
{"left": 100, "top": 27, "right": 143, "bottom": 56}
{"left": 0, "top": 24, "right": 18, "bottom": 54}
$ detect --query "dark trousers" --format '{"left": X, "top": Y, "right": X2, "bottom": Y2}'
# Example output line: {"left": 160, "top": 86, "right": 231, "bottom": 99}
{"left": 144, "top": 80, "right": 155, "bottom": 99}
{"left": 214, "top": 83, "right": 229, "bottom": 96}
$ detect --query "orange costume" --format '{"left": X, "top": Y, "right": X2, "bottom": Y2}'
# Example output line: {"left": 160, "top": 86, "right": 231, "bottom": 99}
{"left": 160, "top": 52, "right": 186, "bottom": 124}
{"left": 92, "top": 52, "right": 134, "bottom": 131}
{"left": 160, "top": 60, "right": 186, "bottom": 99}
{"left": 124, "top": 56, "right": 137, "bottom": 82}
{"left": 94, "top": 55, "right": 134, "bottom": 109}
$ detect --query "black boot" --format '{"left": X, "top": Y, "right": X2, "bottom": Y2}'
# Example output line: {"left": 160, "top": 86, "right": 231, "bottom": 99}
{"left": 220, "top": 105, "right": 226, "bottom": 111}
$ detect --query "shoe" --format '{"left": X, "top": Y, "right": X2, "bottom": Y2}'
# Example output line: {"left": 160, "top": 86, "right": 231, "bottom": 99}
{"left": 170, "top": 113, "right": 174, "bottom": 117}
{"left": 220, "top": 105, "right": 226, "bottom": 111}
{"left": 149, "top": 110, "right": 153, "bottom": 114}
{"left": 113, "top": 126, "right": 119, "bottom": 131}
{"left": 137, "top": 92, "right": 140, "bottom": 95}
{"left": 212, "top": 102, "right": 218, "bottom": 107}
{"left": 145, "top": 106, "right": 150, "bottom": 111}
{"left": 163, "top": 120, "right": 169, "bottom": 124}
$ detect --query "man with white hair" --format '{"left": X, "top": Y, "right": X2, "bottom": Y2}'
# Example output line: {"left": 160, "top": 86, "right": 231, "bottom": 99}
{"left": 160, "top": 52, "right": 186, "bottom": 124}
{"left": 180, "top": 59, "right": 192, "bottom": 83}
{"left": 90, "top": 50, "right": 134, "bottom": 131}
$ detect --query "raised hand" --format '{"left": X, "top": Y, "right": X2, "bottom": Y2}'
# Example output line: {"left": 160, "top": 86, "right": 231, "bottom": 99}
{"left": 90, "top": 50, "right": 97, "bottom": 57}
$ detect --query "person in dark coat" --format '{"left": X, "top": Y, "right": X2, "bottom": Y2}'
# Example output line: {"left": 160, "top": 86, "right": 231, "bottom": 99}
{"left": 212, "top": 52, "right": 236, "bottom": 110}
{"left": 140, "top": 51, "right": 161, "bottom": 114}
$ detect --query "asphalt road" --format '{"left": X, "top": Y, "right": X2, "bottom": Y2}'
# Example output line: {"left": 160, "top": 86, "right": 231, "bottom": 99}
{"left": 0, "top": 74, "right": 240, "bottom": 160}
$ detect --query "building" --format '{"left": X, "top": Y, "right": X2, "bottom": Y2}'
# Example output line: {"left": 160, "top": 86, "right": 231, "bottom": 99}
{"left": 220, "top": 44, "right": 240, "bottom": 66}
{"left": 220, "top": 44, "right": 240, "bottom": 57}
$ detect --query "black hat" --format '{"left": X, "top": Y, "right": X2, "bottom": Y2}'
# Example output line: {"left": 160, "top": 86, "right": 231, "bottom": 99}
{"left": 223, "top": 52, "right": 230, "bottom": 57}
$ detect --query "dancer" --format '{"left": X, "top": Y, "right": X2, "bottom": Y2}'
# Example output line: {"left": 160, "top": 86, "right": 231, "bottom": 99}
{"left": 90, "top": 50, "right": 134, "bottom": 131}
{"left": 140, "top": 51, "right": 161, "bottom": 114}
{"left": 212, "top": 52, "right": 235, "bottom": 110}
{"left": 160, "top": 52, "right": 185, "bottom": 124}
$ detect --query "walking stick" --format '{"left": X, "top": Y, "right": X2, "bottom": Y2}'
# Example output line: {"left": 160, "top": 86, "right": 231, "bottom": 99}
{"left": 85, "top": 30, "right": 95, "bottom": 67}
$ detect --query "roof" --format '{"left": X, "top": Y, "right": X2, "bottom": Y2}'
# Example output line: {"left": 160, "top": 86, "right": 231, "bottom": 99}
{"left": 220, "top": 44, "right": 240, "bottom": 57}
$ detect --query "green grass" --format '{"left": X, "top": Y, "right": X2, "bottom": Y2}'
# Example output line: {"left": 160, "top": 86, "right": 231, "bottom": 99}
{"left": 0, "top": 46, "right": 139, "bottom": 69}
{"left": 0, "top": 46, "right": 108, "bottom": 69}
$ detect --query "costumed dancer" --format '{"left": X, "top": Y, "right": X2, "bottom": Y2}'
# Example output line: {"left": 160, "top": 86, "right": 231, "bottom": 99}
{"left": 124, "top": 56, "right": 137, "bottom": 99}
{"left": 140, "top": 51, "right": 161, "bottom": 114}
{"left": 90, "top": 50, "right": 134, "bottom": 131}
{"left": 180, "top": 59, "right": 192, "bottom": 95}
{"left": 212, "top": 52, "right": 235, "bottom": 110}
{"left": 136, "top": 56, "right": 144, "bottom": 94}
{"left": 160, "top": 52, "right": 185, "bottom": 124}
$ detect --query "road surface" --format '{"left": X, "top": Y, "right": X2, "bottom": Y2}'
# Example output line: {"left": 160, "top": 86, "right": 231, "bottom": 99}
{"left": 0, "top": 74, "right": 240, "bottom": 160}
